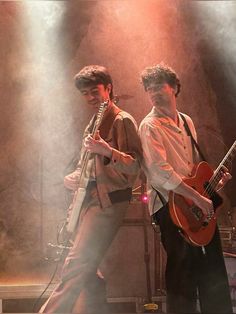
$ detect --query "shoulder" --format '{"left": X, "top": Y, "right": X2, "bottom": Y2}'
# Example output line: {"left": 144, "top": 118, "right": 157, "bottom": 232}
{"left": 179, "top": 112, "right": 195, "bottom": 127}
{"left": 178, "top": 112, "right": 193, "bottom": 123}
{"left": 115, "top": 110, "right": 138, "bottom": 128}
{"left": 179, "top": 111, "right": 197, "bottom": 138}
{"left": 139, "top": 111, "right": 161, "bottom": 132}
{"left": 117, "top": 109, "right": 135, "bottom": 120}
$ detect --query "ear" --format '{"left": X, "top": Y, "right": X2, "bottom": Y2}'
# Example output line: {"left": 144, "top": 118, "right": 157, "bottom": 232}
{"left": 173, "top": 85, "right": 178, "bottom": 96}
{"left": 106, "top": 83, "right": 112, "bottom": 95}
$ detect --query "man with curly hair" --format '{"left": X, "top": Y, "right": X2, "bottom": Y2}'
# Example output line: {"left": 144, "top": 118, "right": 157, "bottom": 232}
{"left": 139, "top": 63, "right": 232, "bottom": 314}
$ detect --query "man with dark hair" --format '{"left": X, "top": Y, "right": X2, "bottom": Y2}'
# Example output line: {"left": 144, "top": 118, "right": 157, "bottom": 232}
{"left": 74, "top": 65, "right": 114, "bottom": 99}
{"left": 139, "top": 63, "right": 232, "bottom": 314}
{"left": 40, "top": 65, "right": 142, "bottom": 313}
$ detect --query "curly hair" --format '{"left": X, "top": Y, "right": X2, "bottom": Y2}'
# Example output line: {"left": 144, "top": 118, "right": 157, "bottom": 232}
{"left": 74, "top": 65, "right": 114, "bottom": 99}
{"left": 140, "top": 63, "right": 181, "bottom": 97}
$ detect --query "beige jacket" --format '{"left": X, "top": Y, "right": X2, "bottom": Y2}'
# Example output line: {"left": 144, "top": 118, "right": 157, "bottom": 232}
{"left": 65, "top": 103, "right": 142, "bottom": 208}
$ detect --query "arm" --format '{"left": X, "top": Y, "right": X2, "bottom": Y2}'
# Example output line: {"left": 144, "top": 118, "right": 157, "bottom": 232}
{"left": 173, "top": 181, "right": 213, "bottom": 216}
{"left": 84, "top": 114, "right": 142, "bottom": 174}
{"left": 64, "top": 168, "right": 81, "bottom": 191}
{"left": 140, "top": 121, "right": 182, "bottom": 190}
{"left": 64, "top": 116, "right": 95, "bottom": 191}
{"left": 84, "top": 130, "right": 112, "bottom": 158}
{"left": 140, "top": 121, "right": 213, "bottom": 216}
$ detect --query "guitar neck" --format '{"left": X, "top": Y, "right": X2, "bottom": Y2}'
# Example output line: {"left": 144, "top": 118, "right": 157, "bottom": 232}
{"left": 209, "top": 140, "right": 236, "bottom": 190}
{"left": 90, "top": 101, "right": 108, "bottom": 137}
{"left": 79, "top": 100, "right": 109, "bottom": 183}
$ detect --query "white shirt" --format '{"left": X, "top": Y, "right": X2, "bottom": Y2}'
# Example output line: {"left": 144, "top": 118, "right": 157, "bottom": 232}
{"left": 139, "top": 107, "right": 199, "bottom": 215}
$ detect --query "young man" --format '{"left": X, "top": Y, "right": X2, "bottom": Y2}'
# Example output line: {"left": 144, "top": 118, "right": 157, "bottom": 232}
{"left": 139, "top": 63, "right": 233, "bottom": 314}
{"left": 40, "top": 65, "right": 142, "bottom": 313}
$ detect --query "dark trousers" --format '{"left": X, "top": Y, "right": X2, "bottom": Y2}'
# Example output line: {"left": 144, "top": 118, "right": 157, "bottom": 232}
{"left": 155, "top": 205, "right": 233, "bottom": 314}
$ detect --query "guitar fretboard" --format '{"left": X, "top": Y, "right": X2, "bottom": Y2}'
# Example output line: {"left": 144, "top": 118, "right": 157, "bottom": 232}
{"left": 207, "top": 140, "right": 236, "bottom": 194}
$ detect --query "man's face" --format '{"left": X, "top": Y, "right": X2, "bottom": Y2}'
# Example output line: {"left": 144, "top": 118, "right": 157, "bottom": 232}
{"left": 79, "top": 83, "right": 111, "bottom": 110}
{"left": 146, "top": 82, "right": 175, "bottom": 109}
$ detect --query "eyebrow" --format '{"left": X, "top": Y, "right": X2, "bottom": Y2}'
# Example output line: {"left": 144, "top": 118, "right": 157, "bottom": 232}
{"left": 147, "top": 84, "right": 163, "bottom": 90}
{"left": 80, "top": 86, "right": 99, "bottom": 93}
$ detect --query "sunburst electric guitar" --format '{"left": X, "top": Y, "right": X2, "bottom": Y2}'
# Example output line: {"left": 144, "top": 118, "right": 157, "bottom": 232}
{"left": 169, "top": 140, "right": 236, "bottom": 246}
{"left": 66, "top": 100, "right": 109, "bottom": 233}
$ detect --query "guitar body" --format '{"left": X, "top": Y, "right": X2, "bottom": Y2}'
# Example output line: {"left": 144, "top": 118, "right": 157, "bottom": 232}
{"left": 66, "top": 183, "right": 89, "bottom": 233}
{"left": 66, "top": 101, "right": 109, "bottom": 234}
{"left": 169, "top": 161, "right": 223, "bottom": 246}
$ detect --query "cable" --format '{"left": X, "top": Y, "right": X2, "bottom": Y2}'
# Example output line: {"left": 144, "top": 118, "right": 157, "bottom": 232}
{"left": 32, "top": 222, "right": 71, "bottom": 313}
{"left": 32, "top": 258, "right": 60, "bottom": 313}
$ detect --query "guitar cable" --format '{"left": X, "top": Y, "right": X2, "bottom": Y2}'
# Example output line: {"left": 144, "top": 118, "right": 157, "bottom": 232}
{"left": 32, "top": 221, "right": 71, "bottom": 312}
{"left": 32, "top": 256, "right": 60, "bottom": 313}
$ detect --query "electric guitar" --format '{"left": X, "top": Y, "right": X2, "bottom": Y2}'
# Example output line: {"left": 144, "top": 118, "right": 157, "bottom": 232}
{"left": 169, "top": 140, "right": 236, "bottom": 246}
{"left": 66, "top": 100, "right": 109, "bottom": 233}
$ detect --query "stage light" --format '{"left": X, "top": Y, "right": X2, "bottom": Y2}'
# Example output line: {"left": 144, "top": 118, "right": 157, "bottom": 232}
{"left": 18, "top": 1, "right": 70, "bottom": 253}
{"left": 140, "top": 193, "right": 149, "bottom": 204}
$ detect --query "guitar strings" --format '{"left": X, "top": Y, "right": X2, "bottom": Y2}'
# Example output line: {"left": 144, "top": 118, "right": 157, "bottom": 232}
{"left": 78, "top": 101, "right": 108, "bottom": 185}
{"left": 202, "top": 141, "right": 236, "bottom": 198}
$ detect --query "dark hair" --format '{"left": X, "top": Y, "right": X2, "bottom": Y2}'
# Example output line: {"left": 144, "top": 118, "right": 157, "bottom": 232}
{"left": 74, "top": 65, "right": 114, "bottom": 99}
{"left": 140, "top": 63, "right": 181, "bottom": 97}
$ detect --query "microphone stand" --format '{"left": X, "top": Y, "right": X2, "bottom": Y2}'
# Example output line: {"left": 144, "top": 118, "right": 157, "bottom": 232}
{"left": 140, "top": 173, "right": 158, "bottom": 313}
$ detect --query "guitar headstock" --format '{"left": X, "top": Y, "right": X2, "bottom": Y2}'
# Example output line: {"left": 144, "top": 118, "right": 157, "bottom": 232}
{"left": 97, "top": 100, "right": 109, "bottom": 119}
{"left": 93, "top": 100, "right": 109, "bottom": 132}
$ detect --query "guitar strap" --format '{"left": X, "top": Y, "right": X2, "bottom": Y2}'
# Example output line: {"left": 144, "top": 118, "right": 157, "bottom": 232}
{"left": 152, "top": 113, "right": 207, "bottom": 213}
{"left": 179, "top": 112, "right": 207, "bottom": 162}
{"left": 99, "top": 103, "right": 122, "bottom": 139}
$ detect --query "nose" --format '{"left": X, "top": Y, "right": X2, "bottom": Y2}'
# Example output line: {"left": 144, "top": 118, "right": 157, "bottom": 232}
{"left": 84, "top": 93, "right": 97, "bottom": 104}
{"left": 87, "top": 93, "right": 95, "bottom": 101}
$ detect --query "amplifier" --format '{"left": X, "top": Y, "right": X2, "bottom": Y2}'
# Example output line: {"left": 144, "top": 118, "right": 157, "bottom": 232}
{"left": 219, "top": 226, "right": 234, "bottom": 250}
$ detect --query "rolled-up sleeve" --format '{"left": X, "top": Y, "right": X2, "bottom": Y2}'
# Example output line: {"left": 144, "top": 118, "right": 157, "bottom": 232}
{"left": 64, "top": 168, "right": 81, "bottom": 191}
{"left": 104, "top": 115, "right": 142, "bottom": 175}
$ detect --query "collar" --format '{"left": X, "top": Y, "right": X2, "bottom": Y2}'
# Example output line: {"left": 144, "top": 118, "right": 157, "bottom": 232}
{"left": 99, "top": 102, "right": 122, "bottom": 139}
{"left": 151, "top": 107, "right": 184, "bottom": 132}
